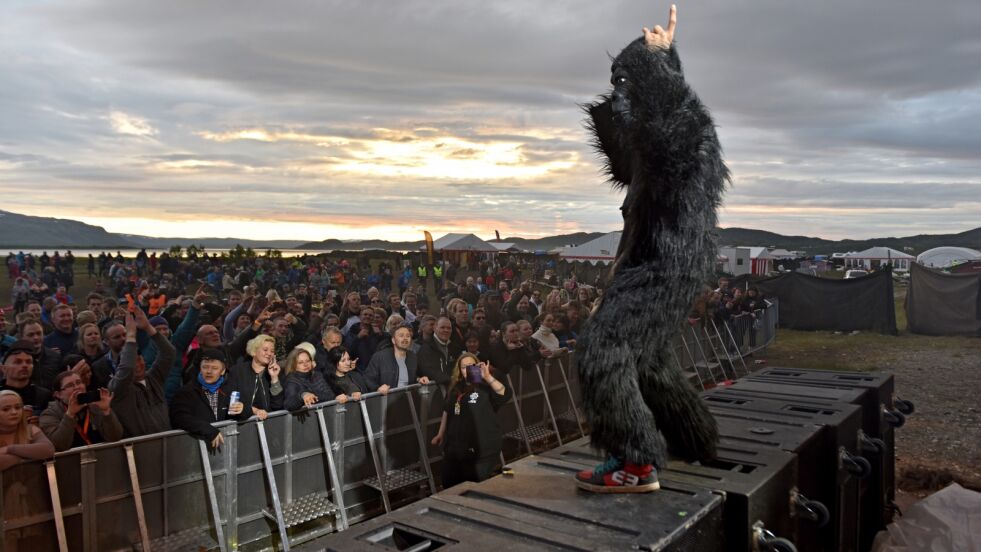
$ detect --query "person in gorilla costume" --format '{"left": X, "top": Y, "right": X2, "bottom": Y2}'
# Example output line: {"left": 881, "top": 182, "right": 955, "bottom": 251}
{"left": 575, "top": 5, "right": 727, "bottom": 493}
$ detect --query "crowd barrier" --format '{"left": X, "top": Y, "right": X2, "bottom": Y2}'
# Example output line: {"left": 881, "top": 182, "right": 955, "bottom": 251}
{"left": 672, "top": 299, "right": 780, "bottom": 388}
{"left": 2, "top": 361, "right": 588, "bottom": 552}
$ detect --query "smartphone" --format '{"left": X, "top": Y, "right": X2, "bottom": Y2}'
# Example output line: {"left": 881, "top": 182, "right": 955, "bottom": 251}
{"left": 466, "top": 364, "right": 483, "bottom": 384}
{"left": 125, "top": 293, "right": 137, "bottom": 313}
{"left": 77, "top": 390, "right": 102, "bottom": 405}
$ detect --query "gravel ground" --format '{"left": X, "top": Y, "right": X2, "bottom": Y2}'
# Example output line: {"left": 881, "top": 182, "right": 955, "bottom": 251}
{"left": 888, "top": 348, "right": 981, "bottom": 496}
{"left": 760, "top": 334, "right": 981, "bottom": 500}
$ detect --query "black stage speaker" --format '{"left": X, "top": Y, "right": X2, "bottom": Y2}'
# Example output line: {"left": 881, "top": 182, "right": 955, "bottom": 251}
{"left": 702, "top": 388, "right": 865, "bottom": 552}
{"left": 744, "top": 368, "right": 909, "bottom": 549}
{"left": 541, "top": 437, "right": 796, "bottom": 552}
{"left": 315, "top": 451, "right": 727, "bottom": 551}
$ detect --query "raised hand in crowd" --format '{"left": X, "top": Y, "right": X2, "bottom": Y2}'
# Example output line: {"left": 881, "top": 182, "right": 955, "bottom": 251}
{"left": 70, "top": 358, "right": 92, "bottom": 387}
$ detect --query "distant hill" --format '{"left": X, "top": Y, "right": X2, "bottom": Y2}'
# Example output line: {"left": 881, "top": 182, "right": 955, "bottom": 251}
{"left": 295, "top": 232, "right": 607, "bottom": 252}
{"left": 0, "top": 210, "right": 305, "bottom": 249}
{"left": 2, "top": 209, "right": 978, "bottom": 256}
{"left": 716, "top": 226, "right": 981, "bottom": 255}
{"left": 122, "top": 235, "right": 306, "bottom": 250}
{"left": 295, "top": 238, "right": 425, "bottom": 251}
{"left": 0, "top": 210, "right": 139, "bottom": 248}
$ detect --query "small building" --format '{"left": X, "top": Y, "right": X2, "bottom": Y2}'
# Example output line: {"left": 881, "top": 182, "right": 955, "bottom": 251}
{"left": 844, "top": 246, "right": 915, "bottom": 272}
{"left": 719, "top": 246, "right": 752, "bottom": 276}
{"left": 950, "top": 260, "right": 981, "bottom": 274}
{"left": 916, "top": 246, "right": 981, "bottom": 269}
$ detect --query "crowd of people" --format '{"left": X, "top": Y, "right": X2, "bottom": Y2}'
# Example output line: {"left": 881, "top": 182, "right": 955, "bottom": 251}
{"left": 1, "top": 249, "right": 602, "bottom": 491}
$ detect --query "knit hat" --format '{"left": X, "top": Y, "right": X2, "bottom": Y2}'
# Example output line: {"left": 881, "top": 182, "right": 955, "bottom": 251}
{"left": 2, "top": 339, "right": 34, "bottom": 361}
{"left": 198, "top": 348, "right": 227, "bottom": 365}
{"left": 293, "top": 342, "right": 316, "bottom": 359}
{"left": 149, "top": 316, "right": 168, "bottom": 328}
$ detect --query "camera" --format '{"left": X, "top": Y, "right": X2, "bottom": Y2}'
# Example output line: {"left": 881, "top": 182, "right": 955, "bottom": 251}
{"left": 77, "top": 390, "right": 102, "bottom": 405}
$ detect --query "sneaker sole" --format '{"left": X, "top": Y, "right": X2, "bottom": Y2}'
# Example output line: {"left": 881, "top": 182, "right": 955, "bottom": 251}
{"left": 575, "top": 479, "right": 661, "bottom": 494}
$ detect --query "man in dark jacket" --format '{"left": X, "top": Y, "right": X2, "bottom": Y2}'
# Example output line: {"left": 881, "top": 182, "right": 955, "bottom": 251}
{"left": 16, "top": 320, "right": 62, "bottom": 390}
{"left": 109, "top": 308, "right": 176, "bottom": 437}
{"left": 170, "top": 348, "right": 247, "bottom": 448}
{"left": 417, "top": 317, "right": 454, "bottom": 385}
{"left": 364, "top": 326, "right": 427, "bottom": 393}
{"left": 487, "top": 322, "right": 538, "bottom": 377}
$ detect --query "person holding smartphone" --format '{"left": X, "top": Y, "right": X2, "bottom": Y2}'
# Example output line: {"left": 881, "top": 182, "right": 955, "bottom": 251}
{"left": 430, "top": 353, "right": 512, "bottom": 489}
{"left": 39, "top": 371, "right": 121, "bottom": 451}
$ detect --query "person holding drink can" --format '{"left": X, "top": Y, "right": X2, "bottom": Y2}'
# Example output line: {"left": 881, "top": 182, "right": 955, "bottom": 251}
{"left": 430, "top": 353, "right": 512, "bottom": 488}
{"left": 170, "top": 348, "right": 247, "bottom": 449}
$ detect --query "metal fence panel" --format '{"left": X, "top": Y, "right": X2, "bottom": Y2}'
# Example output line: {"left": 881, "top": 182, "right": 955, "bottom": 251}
{"left": 1, "top": 375, "right": 585, "bottom": 550}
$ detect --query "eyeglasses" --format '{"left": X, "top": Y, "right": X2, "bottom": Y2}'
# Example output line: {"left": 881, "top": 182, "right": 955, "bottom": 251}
{"left": 60, "top": 380, "right": 84, "bottom": 391}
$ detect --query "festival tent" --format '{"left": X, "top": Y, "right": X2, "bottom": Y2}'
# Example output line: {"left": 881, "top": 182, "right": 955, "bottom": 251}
{"left": 905, "top": 263, "right": 981, "bottom": 336}
{"left": 844, "top": 246, "right": 914, "bottom": 272}
{"left": 747, "top": 247, "right": 774, "bottom": 275}
{"left": 768, "top": 248, "right": 797, "bottom": 260}
{"left": 916, "top": 246, "right": 981, "bottom": 269}
{"left": 490, "top": 242, "right": 521, "bottom": 253}
{"left": 559, "top": 231, "right": 621, "bottom": 265}
{"left": 755, "top": 268, "right": 898, "bottom": 334}
{"left": 428, "top": 233, "right": 499, "bottom": 267}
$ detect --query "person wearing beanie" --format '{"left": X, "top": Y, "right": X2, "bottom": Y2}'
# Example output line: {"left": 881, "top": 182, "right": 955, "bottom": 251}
{"left": 169, "top": 347, "right": 247, "bottom": 449}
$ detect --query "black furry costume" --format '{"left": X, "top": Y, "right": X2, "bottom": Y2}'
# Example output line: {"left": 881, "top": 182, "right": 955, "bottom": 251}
{"left": 577, "top": 37, "right": 727, "bottom": 468}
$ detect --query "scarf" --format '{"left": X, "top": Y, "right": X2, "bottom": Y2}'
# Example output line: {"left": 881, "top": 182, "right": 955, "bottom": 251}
{"left": 197, "top": 372, "right": 225, "bottom": 394}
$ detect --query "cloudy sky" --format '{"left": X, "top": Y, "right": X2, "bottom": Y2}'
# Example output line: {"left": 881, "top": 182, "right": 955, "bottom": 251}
{"left": 2, "top": 0, "right": 979, "bottom": 242}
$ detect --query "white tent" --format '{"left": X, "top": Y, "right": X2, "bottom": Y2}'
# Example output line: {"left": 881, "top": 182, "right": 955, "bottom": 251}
{"left": 916, "top": 246, "right": 981, "bottom": 268}
{"left": 844, "top": 246, "right": 915, "bottom": 272}
{"left": 747, "top": 247, "right": 774, "bottom": 275}
{"left": 559, "top": 231, "right": 621, "bottom": 265}
{"left": 429, "top": 233, "right": 498, "bottom": 252}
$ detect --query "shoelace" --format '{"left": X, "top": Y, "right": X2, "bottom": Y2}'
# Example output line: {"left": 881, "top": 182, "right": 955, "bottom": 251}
{"left": 594, "top": 456, "right": 624, "bottom": 475}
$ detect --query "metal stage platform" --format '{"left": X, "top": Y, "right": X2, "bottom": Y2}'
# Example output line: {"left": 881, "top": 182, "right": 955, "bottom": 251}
{"left": 304, "top": 367, "right": 910, "bottom": 552}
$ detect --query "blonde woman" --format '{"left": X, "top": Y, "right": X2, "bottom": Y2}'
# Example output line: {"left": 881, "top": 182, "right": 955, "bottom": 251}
{"left": 230, "top": 334, "right": 283, "bottom": 419}
{"left": 0, "top": 390, "right": 55, "bottom": 470}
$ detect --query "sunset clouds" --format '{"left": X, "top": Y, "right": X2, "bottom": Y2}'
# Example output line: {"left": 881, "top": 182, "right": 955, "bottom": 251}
{"left": 1, "top": 0, "right": 979, "bottom": 242}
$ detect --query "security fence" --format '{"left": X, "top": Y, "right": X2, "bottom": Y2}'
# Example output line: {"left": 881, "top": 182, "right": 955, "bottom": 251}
{"left": 2, "top": 365, "right": 588, "bottom": 552}
{"left": 672, "top": 299, "right": 780, "bottom": 389}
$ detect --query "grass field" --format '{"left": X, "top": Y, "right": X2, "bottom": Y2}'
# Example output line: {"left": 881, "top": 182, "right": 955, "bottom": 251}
{"left": 760, "top": 282, "right": 980, "bottom": 372}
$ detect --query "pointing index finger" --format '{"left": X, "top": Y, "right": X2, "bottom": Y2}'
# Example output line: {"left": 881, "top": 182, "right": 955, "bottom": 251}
{"left": 666, "top": 4, "right": 677, "bottom": 35}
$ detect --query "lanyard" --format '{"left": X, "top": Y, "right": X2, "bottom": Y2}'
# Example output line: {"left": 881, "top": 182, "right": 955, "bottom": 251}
{"left": 74, "top": 411, "right": 92, "bottom": 446}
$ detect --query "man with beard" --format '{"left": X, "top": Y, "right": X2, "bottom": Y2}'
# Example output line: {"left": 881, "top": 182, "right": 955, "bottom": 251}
{"left": 364, "top": 326, "right": 428, "bottom": 393}
{"left": 14, "top": 320, "right": 63, "bottom": 390}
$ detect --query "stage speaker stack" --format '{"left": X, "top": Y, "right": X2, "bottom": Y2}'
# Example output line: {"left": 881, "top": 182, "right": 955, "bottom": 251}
{"left": 542, "top": 439, "right": 799, "bottom": 552}
{"left": 701, "top": 387, "right": 866, "bottom": 552}
{"left": 741, "top": 369, "right": 912, "bottom": 551}
{"left": 316, "top": 451, "right": 727, "bottom": 551}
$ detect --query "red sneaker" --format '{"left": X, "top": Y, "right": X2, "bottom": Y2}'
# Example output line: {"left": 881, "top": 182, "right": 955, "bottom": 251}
{"left": 576, "top": 457, "right": 660, "bottom": 493}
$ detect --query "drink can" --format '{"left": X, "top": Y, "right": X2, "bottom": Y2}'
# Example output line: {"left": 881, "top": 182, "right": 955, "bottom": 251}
{"left": 229, "top": 391, "right": 240, "bottom": 405}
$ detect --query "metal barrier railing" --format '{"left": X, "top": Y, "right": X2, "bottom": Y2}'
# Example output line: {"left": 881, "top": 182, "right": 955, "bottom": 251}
{"left": 1, "top": 385, "right": 438, "bottom": 552}
{"left": 673, "top": 299, "right": 780, "bottom": 388}
{"left": 2, "top": 368, "right": 587, "bottom": 552}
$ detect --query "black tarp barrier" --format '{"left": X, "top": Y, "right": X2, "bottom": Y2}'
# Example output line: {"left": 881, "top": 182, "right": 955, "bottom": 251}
{"left": 905, "top": 262, "right": 981, "bottom": 336}
{"left": 754, "top": 268, "right": 897, "bottom": 335}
